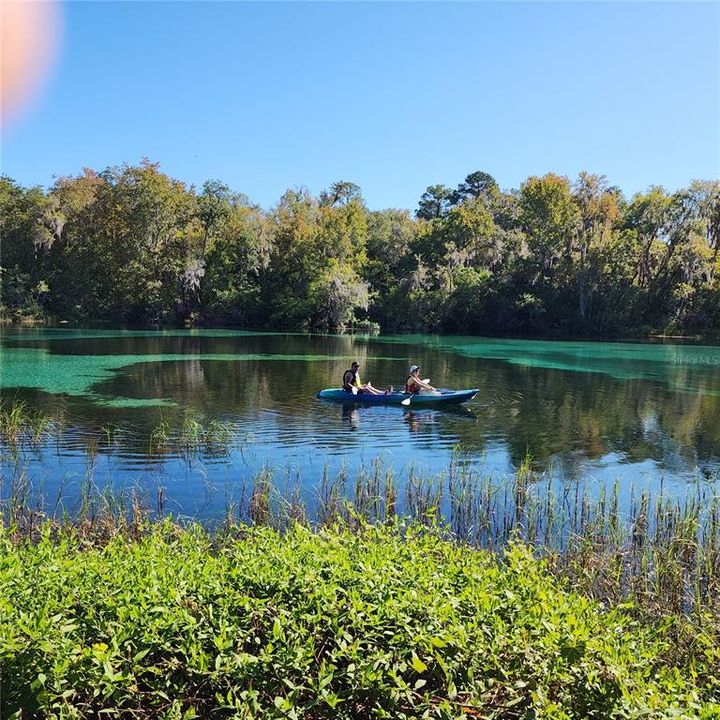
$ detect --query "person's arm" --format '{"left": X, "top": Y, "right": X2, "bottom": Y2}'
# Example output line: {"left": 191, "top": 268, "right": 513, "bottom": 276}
{"left": 414, "top": 377, "right": 438, "bottom": 393}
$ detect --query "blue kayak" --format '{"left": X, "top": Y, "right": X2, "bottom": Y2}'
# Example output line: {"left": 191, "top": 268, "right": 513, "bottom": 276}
{"left": 317, "top": 388, "right": 478, "bottom": 405}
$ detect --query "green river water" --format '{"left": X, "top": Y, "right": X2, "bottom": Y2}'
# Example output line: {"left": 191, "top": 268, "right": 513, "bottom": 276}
{"left": 1, "top": 328, "right": 719, "bottom": 517}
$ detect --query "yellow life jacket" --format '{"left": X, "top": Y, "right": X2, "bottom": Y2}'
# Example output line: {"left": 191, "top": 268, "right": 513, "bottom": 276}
{"left": 343, "top": 369, "right": 361, "bottom": 390}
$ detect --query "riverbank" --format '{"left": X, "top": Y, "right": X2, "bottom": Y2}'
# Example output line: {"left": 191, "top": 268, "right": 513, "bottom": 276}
{"left": 3, "top": 396, "right": 720, "bottom": 624}
{"left": 4, "top": 168, "right": 720, "bottom": 341}
{"left": 2, "top": 519, "right": 719, "bottom": 719}
{"left": 3, "top": 317, "right": 720, "bottom": 345}
{"left": 3, "top": 465, "right": 720, "bottom": 717}
{"left": 3, "top": 388, "right": 720, "bottom": 716}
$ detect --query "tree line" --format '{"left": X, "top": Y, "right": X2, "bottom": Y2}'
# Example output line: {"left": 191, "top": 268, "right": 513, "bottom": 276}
{"left": 1, "top": 161, "right": 719, "bottom": 335}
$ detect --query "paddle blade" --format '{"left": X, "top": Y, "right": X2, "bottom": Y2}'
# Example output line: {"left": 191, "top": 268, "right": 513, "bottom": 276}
{"left": 401, "top": 397, "right": 411, "bottom": 406}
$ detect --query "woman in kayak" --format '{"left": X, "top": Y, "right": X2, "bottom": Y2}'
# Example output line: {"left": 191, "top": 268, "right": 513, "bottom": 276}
{"left": 343, "top": 361, "right": 392, "bottom": 395}
{"left": 405, "top": 365, "right": 439, "bottom": 395}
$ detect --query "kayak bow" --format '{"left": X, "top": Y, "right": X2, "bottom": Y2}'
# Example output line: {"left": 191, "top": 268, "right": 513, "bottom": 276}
{"left": 316, "top": 388, "right": 478, "bottom": 406}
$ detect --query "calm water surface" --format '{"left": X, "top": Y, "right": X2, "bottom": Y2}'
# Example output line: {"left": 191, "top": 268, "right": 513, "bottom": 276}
{"left": 2, "top": 329, "right": 719, "bottom": 518}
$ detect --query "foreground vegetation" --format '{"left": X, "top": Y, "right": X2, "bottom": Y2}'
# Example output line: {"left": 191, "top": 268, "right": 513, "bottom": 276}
{"left": 2, "top": 520, "right": 720, "bottom": 719}
{"left": 1, "top": 164, "right": 718, "bottom": 335}
{"left": 3, "top": 398, "right": 720, "bottom": 626}
{"left": 3, "top": 402, "right": 720, "bottom": 716}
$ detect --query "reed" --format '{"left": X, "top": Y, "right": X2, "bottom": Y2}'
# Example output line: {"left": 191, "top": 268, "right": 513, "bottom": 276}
{"left": 148, "top": 410, "right": 237, "bottom": 459}
{"left": 317, "top": 463, "right": 349, "bottom": 526}
{"left": 3, "top": 454, "right": 720, "bottom": 691}
{"left": 202, "top": 458, "right": 720, "bottom": 643}
{"left": 5, "top": 450, "right": 719, "bottom": 623}
{"left": 3, "top": 404, "right": 720, "bottom": 652}
{"left": 0, "top": 398, "right": 54, "bottom": 449}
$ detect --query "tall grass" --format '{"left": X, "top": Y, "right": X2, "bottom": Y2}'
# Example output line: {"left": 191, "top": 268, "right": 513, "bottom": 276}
{"left": 2, "top": 402, "right": 720, "bottom": 640}
{"left": 1, "top": 400, "right": 239, "bottom": 459}
{"left": 212, "top": 456, "right": 720, "bottom": 654}
{"left": 2, "top": 435, "right": 720, "bottom": 714}
{"left": 149, "top": 409, "right": 237, "bottom": 460}
{"left": 0, "top": 399, "right": 53, "bottom": 449}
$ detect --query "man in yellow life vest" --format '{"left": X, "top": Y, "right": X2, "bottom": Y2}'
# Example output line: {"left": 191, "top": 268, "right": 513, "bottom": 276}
{"left": 342, "top": 361, "right": 392, "bottom": 395}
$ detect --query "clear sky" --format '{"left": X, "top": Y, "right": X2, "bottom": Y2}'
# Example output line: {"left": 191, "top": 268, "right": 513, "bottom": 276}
{"left": 2, "top": 1, "right": 718, "bottom": 211}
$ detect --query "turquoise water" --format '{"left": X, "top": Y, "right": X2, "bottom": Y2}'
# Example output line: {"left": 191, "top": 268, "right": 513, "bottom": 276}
{"left": 2, "top": 328, "right": 719, "bottom": 518}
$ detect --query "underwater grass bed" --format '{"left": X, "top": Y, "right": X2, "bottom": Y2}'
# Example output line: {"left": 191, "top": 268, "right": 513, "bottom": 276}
{"left": 1, "top": 521, "right": 719, "bottom": 719}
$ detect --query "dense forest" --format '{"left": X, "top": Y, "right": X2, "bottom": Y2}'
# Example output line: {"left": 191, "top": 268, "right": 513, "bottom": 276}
{"left": 1, "top": 162, "right": 718, "bottom": 335}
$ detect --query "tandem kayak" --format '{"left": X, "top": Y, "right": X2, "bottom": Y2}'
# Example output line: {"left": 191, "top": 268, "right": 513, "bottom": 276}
{"left": 316, "top": 388, "right": 479, "bottom": 406}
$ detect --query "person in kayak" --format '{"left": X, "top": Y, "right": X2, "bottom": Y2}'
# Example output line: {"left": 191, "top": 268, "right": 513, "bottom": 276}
{"left": 405, "top": 365, "right": 439, "bottom": 395}
{"left": 342, "top": 361, "right": 392, "bottom": 395}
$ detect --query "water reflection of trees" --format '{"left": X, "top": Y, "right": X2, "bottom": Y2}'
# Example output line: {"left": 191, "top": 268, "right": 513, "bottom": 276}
{"left": 468, "top": 361, "right": 720, "bottom": 473}
{"left": 2, "top": 333, "right": 720, "bottom": 477}
{"left": 6, "top": 331, "right": 364, "bottom": 358}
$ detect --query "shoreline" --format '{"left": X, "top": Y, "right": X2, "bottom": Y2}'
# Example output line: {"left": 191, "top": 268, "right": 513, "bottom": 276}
{"left": 2, "top": 319, "right": 719, "bottom": 346}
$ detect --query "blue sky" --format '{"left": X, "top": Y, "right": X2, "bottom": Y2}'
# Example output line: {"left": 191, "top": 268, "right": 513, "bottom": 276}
{"left": 2, "top": 1, "right": 718, "bottom": 210}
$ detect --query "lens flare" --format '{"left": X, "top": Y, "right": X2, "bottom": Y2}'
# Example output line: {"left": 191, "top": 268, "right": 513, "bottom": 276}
{"left": 1, "top": 0, "right": 62, "bottom": 126}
